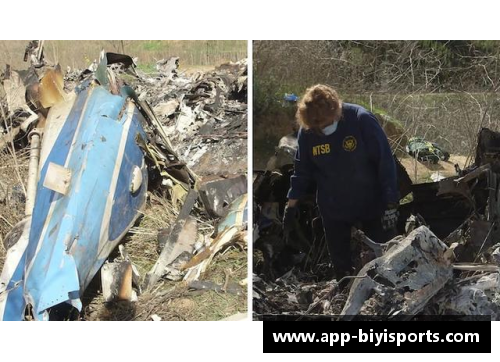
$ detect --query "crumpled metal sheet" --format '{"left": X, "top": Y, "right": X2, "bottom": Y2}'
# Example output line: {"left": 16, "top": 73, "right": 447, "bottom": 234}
{"left": 2, "top": 68, "right": 27, "bottom": 113}
{"left": 156, "top": 57, "right": 179, "bottom": 78}
{"left": 101, "top": 245, "right": 140, "bottom": 303}
{"left": 442, "top": 272, "right": 500, "bottom": 318}
{"left": 199, "top": 174, "right": 247, "bottom": 218}
{"left": 475, "top": 127, "right": 500, "bottom": 172}
{"left": 182, "top": 194, "right": 248, "bottom": 283}
{"left": 0, "top": 75, "right": 149, "bottom": 320}
{"left": 39, "top": 65, "right": 66, "bottom": 108}
{"left": 341, "top": 226, "right": 453, "bottom": 319}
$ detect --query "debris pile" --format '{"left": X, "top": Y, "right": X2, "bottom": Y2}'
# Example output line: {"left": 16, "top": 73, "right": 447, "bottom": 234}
{"left": 254, "top": 127, "right": 500, "bottom": 320}
{"left": 253, "top": 270, "right": 348, "bottom": 318}
{"left": 0, "top": 42, "right": 247, "bottom": 321}
{"left": 131, "top": 58, "right": 247, "bottom": 175}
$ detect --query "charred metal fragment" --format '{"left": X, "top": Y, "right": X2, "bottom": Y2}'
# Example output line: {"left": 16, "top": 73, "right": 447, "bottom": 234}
{"left": 341, "top": 226, "right": 452, "bottom": 319}
{"left": 398, "top": 181, "right": 473, "bottom": 239}
{"left": 199, "top": 174, "right": 247, "bottom": 218}
{"left": 475, "top": 128, "right": 500, "bottom": 172}
{"left": 143, "top": 188, "right": 199, "bottom": 291}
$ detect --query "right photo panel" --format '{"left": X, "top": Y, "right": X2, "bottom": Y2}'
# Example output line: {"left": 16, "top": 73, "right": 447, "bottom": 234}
{"left": 253, "top": 40, "right": 500, "bottom": 321}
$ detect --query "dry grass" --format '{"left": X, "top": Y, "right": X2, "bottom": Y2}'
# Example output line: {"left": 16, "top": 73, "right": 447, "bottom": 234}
{"left": 136, "top": 245, "right": 246, "bottom": 321}
{"left": 83, "top": 244, "right": 247, "bottom": 321}
{"left": 124, "top": 193, "right": 179, "bottom": 274}
{"left": 0, "top": 41, "right": 247, "bottom": 71}
{"left": 0, "top": 146, "right": 29, "bottom": 269}
{"left": 0, "top": 240, "right": 4, "bottom": 268}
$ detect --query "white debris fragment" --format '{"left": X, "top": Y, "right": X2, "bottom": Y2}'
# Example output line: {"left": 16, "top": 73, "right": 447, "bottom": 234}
{"left": 151, "top": 314, "right": 162, "bottom": 321}
{"left": 431, "top": 172, "right": 445, "bottom": 182}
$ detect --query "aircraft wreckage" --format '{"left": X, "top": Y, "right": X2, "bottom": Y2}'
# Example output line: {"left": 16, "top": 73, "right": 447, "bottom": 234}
{"left": 0, "top": 42, "right": 247, "bottom": 320}
{"left": 254, "top": 127, "right": 500, "bottom": 320}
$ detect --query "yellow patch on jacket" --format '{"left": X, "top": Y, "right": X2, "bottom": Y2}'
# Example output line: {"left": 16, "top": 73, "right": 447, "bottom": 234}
{"left": 312, "top": 144, "right": 331, "bottom": 156}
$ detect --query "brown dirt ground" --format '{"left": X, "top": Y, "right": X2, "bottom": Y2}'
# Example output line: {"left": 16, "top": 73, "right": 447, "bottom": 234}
{"left": 399, "top": 154, "right": 470, "bottom": 183}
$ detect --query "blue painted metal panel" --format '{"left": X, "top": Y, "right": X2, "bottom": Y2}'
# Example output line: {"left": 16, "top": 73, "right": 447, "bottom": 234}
{"left": 26, "top": 87, "right": 91, "bottom": 266}
{"left": 0, "top": 219, "right": 31, "bottom": 320}
{"left": 108, "top": 107, "right": 148, "bottom": 242}
{"left": 0, "top": 84, "right": 148, "bottom": 320}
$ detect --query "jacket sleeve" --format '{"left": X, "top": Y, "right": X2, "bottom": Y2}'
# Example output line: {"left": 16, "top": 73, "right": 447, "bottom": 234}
{"left": 287, "top": 128, "right": 314, "bottom": 200}
{"left": 360, "top": 112, "right": 400, "bottom": 206}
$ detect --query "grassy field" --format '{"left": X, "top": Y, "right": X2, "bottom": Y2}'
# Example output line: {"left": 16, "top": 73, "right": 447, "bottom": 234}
{"left": 0, "top": 40, "right": 247, "bottom": 71}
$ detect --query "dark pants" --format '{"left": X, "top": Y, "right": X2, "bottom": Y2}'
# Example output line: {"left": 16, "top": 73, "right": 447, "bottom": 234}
{"left": 323, "top": 217, "right": 395, "bottom": 279}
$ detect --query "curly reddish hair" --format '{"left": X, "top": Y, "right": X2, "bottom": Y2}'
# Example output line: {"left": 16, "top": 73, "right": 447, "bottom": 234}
{"left": 296, "top": 84, "right": 343, "bottom": 132}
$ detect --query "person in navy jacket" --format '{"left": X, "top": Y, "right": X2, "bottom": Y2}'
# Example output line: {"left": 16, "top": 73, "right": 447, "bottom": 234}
{"left": 283, "top": 84, "right": 399, "bottom": 283}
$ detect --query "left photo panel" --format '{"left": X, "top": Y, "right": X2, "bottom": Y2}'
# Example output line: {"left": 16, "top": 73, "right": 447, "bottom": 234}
{"left": 0, "top": 40, "right": 248, "bottom": 321}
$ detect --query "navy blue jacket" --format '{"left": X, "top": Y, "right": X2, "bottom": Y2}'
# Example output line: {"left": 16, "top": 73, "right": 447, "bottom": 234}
{"left": 287, "top": 103, "right": 399, "bottom": 222}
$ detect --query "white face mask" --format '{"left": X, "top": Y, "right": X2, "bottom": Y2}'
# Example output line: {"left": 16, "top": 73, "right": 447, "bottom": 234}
{"left": 322, "top": 121, "right": 339, "bottom": 135}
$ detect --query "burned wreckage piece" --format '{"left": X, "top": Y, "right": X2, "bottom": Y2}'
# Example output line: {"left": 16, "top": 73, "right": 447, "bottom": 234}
{"left": 132, "top": 57, "right": 248, "bottom": 177}
{"left": 345, "top": 127, "right": 500, "bottom": 319}
{"left": 254, "top": 127, "right": 500, "bottom": 319}
{"left": 0, "top": 51, "right": 192, "bottom": 321}
{"left": 341, "top": 226, "right": 452, "bottom": 319}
